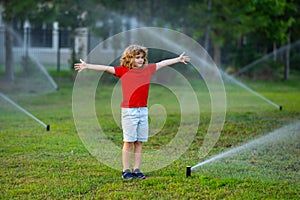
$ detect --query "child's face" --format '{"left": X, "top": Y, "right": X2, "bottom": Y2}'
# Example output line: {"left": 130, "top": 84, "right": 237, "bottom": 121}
{"left": 133, "top": 53, "right": 145, "bottom": 68}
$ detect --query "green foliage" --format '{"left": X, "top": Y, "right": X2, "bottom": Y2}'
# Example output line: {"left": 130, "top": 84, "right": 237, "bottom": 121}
{"left": 240, "top": 60, "right": 285, "bottom": 80}
{"left": 249, "top": 0, "right": 296, "bottom": 45}
{"left": 2, "top": 0, "right": 55, "bottom": 23}
{"left": 3, "top": 0, "right": 300, "bottom": 79}
{"left": 290, "top": 49, "right": 300, "bottom": 71}
{"left": 53, "top": 0, "right": 95, "bottom": 28}
{"left": 100, "top": 0, "right": 299, "bottom": 76}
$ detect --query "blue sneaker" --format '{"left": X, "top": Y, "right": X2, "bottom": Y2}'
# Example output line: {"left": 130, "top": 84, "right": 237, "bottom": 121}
{"left": 132, "top": 169, "right": 146, "bottom": 179}
{"left": 122, "top": 169, "right": 134, "bottom": 180}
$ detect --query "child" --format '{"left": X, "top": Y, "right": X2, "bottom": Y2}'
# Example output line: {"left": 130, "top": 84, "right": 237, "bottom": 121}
{"left": 74, "top": 44, "right": 190, "bottom": 180}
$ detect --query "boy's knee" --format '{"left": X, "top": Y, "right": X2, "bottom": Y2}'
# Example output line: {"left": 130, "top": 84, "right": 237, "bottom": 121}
{"left": 134, "top": 141, "right": 142, "bottom": 147}
{"left": 123, "top": 142, "right": 134, "bottom": 150}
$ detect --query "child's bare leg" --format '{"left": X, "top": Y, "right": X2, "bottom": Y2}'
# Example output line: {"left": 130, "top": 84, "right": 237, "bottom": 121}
{"left": 133, "top": 141, "right": 143, "bottom": 170}
{"left": 122, "top": 142, "right": 133, "bottom": 170}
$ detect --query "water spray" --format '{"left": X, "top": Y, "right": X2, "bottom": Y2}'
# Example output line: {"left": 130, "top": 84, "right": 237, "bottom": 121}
{"left": 221, "top": 71, "right": 281, "bottom": 110}
{"left": 29, "top": 55, "right": 58, "bottom": 91}
{"left": 191, "top": 121, "right": 299, "bottom": 171}
{"left": 234, "top": 40, "right": 300, "bottom": 76}
{"left": 0, "top": 92, "right": 50, "bottom": 131}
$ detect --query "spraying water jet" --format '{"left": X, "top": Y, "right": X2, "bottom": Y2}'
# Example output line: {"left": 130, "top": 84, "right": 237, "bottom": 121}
{"left": 191, "top": 121, "right": 300, "bottom": 181}
{"left": 0, "top": 92, "right": 50, "bottom": 131}
{"left": 221, "top": 71, "right": 281, "bottom": 110}
{"left": 234, "top": 40, "right": 300, "bottom": 76}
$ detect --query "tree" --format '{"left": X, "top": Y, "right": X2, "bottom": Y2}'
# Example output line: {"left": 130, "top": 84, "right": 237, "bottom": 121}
{"left": 53, "top": 0, "right": 86, "bottom": 69}
{"left": 2, "top": 1, "right": 14, "bottom": 82}
{"left": 249, "top": 0, "right": 296, "bottom": 80}
{"left": 187, "top": 0, "right": 255, "bottom": 67}
{"left": 2, "top": 0, "right": 54, "bottom": 82}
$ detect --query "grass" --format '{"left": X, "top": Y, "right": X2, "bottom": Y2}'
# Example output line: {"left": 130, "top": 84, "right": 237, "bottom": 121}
{"left": 0, "top": 70, "right": 300, "bottom": 199}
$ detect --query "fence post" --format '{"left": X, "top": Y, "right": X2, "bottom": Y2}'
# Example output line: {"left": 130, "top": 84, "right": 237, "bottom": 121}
{"left": 75, "top": 27, "right": 88, "bottom": 61}
{"left": 23, "top": 20, "right": 30, "bottom": 57}
{"left": 53, "top": 22, "right": 60, "bottom": 72}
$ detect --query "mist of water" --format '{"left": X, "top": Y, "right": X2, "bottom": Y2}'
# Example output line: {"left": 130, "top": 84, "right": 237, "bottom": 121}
{"left": 191, "top": 121, "right": 300, "bottom": 172}
{"left": 0, "top": 92, "right": 49, "bottom": 130}
{"left": 221, "top": 71, "right": 280, "bottom": 109}
{"left": 0, "top": 26, "right": 57, "bottom": 96}
{"left": 146, "top": 28, "right": 281, "bottom": 110}
{"left": 28, "top": 54, "right": 58, "bottom": 91}
{"left": 0, "top": 26, "right": 56, "bottom": 130}
{"left": 235, "top": 40, "right": 300, "bottom": 76}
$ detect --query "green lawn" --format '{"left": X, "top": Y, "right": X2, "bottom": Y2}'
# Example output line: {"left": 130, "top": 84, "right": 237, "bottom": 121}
{"left": 1, "top": 70, "right": 299, "bottom": 199}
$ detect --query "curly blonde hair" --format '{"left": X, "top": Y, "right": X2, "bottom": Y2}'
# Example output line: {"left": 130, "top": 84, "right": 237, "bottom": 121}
{"left": 120, "top": 44, "right": 148, "bottom": 68}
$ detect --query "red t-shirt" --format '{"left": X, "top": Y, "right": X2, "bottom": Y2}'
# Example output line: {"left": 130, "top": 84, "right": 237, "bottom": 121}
{"left": 114, "top": 64, "right": 156, "bottom": 108}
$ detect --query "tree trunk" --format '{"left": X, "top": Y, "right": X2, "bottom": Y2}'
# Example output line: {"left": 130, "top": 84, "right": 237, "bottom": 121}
{"left": 273, "top": 42, "right": 277, "bottom": 61}
{"left": 4, "top": 22, "right": 14, "bottom": 82}
{"left": 70, "top": 29, "right": 77, "bottom": 69}
{"left": 284, "top": 28, "right": 291, "bottom": 80}
{"left": 213, "top": 43, "right": 221, "bottom": 68}
{"left": 204, "top": 0, "right": 211, "bottom": 52}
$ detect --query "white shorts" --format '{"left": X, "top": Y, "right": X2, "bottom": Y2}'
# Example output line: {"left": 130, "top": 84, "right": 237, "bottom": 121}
{"left": 121, "top": 107, "right": 148, "bottom": 142}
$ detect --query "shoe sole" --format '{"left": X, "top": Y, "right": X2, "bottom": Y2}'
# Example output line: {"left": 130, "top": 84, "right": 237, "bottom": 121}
{"left": 134, "top": 175, "right": 146, "bottom": 179}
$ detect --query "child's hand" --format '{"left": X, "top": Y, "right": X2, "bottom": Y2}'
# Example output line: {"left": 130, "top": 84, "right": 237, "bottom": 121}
{"left": 178, "top": 52, "right": 190, "bottom": 64}
{"left": 74, "top": 59, "right": 87, "bottom": 72}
